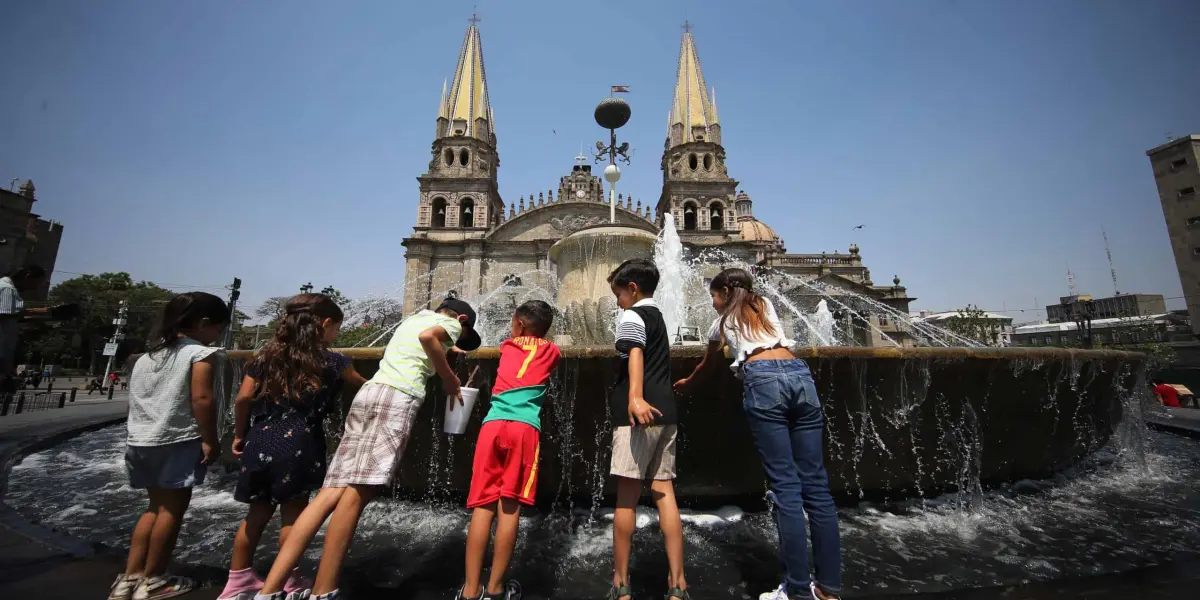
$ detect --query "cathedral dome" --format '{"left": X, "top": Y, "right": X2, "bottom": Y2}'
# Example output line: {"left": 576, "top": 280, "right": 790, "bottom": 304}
{"left": 739, "top": 218, "right": 777, "bottom": 242}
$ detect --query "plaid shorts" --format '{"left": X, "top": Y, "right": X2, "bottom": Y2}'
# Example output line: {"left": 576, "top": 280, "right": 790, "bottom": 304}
{"left": 610, "top": 425, "right": 677, "bottom": 481}
{"left": 323, "top": 383, "right": 422, "bottom": 488}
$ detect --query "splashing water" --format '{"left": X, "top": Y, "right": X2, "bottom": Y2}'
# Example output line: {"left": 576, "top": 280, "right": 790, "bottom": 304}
{"left": 653, "top": 213, "right": 691, "bottom": 344}
{"left": 812, "top": 299, "right": 835, "bottom": 347}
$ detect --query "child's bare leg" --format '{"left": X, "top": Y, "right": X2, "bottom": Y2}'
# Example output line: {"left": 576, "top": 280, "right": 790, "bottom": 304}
{"left": 278, "top": 497, "right": 308, "bottom": 549}
{"left": 231, "top": 502, "right": 276, "bottom": 571}
{"left": 142, "top": 487, "right": 193, "bottom": 577}
{"left": 311, "top": 484, "right": 376, "bottom": 595}
{"left": 650, "top": 479, "right": 687, "bottom": 590}
{"left": 463, "top": 503, "right": 497, "bottom": 597}
{"left": 260, "top": 487, "right": 344, "bottom": 594}
{"left": 124, "top": 496, "right": 161, "bottom": 576}
{"left": 485, "top": 498, "right": 522, "bottom": 595}
{"left": 612, "top": 477, "right": 642, "bottom": 600}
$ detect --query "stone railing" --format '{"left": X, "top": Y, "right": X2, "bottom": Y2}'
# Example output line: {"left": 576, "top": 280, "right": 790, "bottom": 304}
{"left": 771, "top": 254, "right": 859, "bottom": 267}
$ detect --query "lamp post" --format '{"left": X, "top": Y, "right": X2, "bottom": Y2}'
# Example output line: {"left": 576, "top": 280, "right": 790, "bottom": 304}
{"left": 594, "top": 92, "right": 633, "bottom": 224}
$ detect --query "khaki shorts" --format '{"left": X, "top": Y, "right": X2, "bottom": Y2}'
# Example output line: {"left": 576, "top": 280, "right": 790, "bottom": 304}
{"left": 610, "top": 425, "right": 677, "bottom": 480}
{"left": 323, "top": 383, "right": 422, "bottom": 488}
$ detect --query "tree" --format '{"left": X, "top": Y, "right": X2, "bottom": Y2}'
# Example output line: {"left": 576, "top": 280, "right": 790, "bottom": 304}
{"left": 25, "top": 272, "right": 176, "bottom": 371}
{"left": 256, "top": 296, "right": 290, "bottom": 322}
{"left": 942, "top": 304, "right": 1001, "bottom": 346}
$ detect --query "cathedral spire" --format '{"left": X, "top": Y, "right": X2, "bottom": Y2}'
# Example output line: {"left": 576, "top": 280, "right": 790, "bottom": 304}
{"left": 441, "top": 17, "right": 493, "bottom": 141}
{"left": 668, "top": 26, "right": 717, "bottom": 146}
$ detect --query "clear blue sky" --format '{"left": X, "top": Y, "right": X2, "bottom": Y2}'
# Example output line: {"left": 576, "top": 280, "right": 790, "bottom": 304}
{"left": 2, "top": 0, "right": 1198, "bottom": 322}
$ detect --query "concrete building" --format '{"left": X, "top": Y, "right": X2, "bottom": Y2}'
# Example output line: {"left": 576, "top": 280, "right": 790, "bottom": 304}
{"left": 0, "top": 180, "right": 63, "bottom": 301}
{"left": 1045, "top": 293, "right": 1167, "bottom": 324}
{"left": 1147, "top": 135, "right": 1200, "bottom": 338}
{"left": 1012, "top": 312, "right": 1192, "bottom": 347}
{"left": 913, "top": 310, "right": 1014, "bottom": 347}
{"left": 400, "top": 23, "right": 915, "bottom": 344}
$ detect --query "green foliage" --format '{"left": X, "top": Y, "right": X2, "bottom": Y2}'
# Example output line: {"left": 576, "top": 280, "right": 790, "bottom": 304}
{"left": 943, "top": 304, "right": 1003, "bottom": 346}
{"left": 23, "top": 272, "right": 176, "bottom": 367}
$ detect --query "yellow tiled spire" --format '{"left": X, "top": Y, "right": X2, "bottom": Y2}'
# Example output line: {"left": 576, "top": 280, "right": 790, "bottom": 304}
{"left": 443, "top": 21, "right": 491, "bottom": 140}
{"left": 438, "top": 79, "right": 449, "bottom": 120}
{"left": 669, "top": 29, "right": 716, "bottom": 142}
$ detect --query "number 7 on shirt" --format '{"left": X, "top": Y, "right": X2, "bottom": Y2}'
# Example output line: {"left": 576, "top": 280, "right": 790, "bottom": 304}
{"left": 516, "top": 344, "right": 538, "bottom": 379}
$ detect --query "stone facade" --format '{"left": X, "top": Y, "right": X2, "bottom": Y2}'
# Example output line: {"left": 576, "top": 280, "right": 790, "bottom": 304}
{"left": 0, "top": 181, "right": 63, "bottom": 301}
{"left": 401, "top": 26, "right": 915, "bottom": 346}
{"left": 1147, "top": 135, "right": 1200, "bottom": 338}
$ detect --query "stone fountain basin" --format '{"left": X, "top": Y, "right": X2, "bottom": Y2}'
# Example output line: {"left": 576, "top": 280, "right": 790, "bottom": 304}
{"left": 224, "top": 346, "right": 1145, "bottom": 505}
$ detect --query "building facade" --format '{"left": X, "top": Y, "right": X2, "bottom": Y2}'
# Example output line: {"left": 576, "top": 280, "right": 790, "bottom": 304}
{"left": 1012, "top": 312, "right": 1192, "bottom": 347}
{"left": 1045, "top": 293, "right": 1167, "bottom": 324}
{"left": 0, "top": 181, "right": 63, "bottom": 301}
{"left": 401, "top": 24, "right": 914, "bottom": 345}
{"left": 1147, "top": 135, "right": 1200, "bottom": 338}
{"left": 913, "top": 310, "right": 1014, "bottom": 347}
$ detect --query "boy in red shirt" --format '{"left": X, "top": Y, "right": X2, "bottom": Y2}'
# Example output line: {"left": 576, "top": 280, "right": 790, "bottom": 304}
{"left": 1153, "top": 379, "right": 1181, "bottom": 408}
{"left": 457, "top": 300, "right": 561, "bottom": 600}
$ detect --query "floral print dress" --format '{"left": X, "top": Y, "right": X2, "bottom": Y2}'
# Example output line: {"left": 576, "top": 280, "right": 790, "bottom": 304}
{"left": 234, "top": 352, "right": 351, "bottom": 504}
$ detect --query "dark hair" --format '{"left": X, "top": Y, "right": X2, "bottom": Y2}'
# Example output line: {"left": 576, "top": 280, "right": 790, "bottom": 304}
{"left": 1152, "top": 379, "right": 1163, "bottom": 385}
{"left": 147, "top": 291, "right": 232, "bottom": 353}
{"left": 514, "top": 300, "right": 554, "bottom": 337}
{"left": 7, "top": 265, "right": 46, "bottom": 281}
{"left": 249, "top": 293, "right": 343, "bottom": 402}
{"left": 607, "top": 258, "right": 659, "bottom": 295}
{"left": 709, "top": 268, "right": 776, "bottom": 339}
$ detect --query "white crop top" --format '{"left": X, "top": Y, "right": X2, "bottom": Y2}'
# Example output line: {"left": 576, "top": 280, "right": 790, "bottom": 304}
{"left": 707, "top": 297, "right": 796, "bottom": 377}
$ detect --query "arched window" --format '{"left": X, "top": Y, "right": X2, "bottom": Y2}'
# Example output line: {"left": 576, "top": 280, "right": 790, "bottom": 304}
{"left": 443, "top": 148, "right": 454, "bottom": 167}
{"left": 703, "top": 153, "right": 713, "bottom": 171}
{"left": 688, "top": 153, "right": 698, "bottom": 171}
{"left": 431, "top": 197, "right": 447, "bottom": 228}
{"left": 459, "top": 149, "right": 469, "bottom": 167}
{"left": 709, "top": 202, "right": 725, "bottom": 231}
{"left": 683, "top": 201, "right": 698, "bottom": 231}
{"left": 459, "top": 198, "right": 475, "bottom": 228}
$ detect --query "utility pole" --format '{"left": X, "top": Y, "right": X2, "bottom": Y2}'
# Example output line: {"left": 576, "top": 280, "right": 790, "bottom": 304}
{"left": 101, "top": 301, "right": 128, "bottom": 390}
{"left": 223, "top": 277, "right": 241, "bottom": 349}
{"left": 1102, "top": 228, "right": 1120, "bottom": 296}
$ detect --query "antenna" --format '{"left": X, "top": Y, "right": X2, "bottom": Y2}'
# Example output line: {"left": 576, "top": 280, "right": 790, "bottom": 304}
{"left": 1066, "top": 265, "right": 1077, "bottom": 297}
{"left": 1102, "top": 227, "right": 1119, "bottom": 295}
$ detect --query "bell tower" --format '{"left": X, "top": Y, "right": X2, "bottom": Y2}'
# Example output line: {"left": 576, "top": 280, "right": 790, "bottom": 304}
{"left": 657, "top": 24, "right": 738, "bottom": 238}
{"left": 413, "top": 16, "right": 503, "bottom": 237}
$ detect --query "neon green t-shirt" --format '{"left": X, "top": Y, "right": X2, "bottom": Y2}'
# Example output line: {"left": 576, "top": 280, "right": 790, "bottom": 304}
{"left": 370, "top": 310, "right": 462, "bottom": 399}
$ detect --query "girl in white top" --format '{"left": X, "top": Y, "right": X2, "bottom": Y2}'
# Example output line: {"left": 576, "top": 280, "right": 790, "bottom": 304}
{"left": 111, "top": 292, "right": 231, "bottom": 600}
{"left": 675, "top": 268, "right": 842, "bottom": 600}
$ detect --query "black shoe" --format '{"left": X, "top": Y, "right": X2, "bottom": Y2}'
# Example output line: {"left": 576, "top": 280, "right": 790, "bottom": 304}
{"left": 481, "top": 580, "right": 521, "bottom": 600}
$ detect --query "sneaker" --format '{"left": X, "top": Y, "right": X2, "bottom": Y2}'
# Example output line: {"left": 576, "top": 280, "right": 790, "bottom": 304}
{"left": 219, "top": 568, "right": 265, "bottom": 600}
{"left": 109, "top": 574, "right": 142, "bottom": 600}
{"left": 759, "top": 584, "right": 788, "bottom": 600}
{"left": 311, "top": 590, "right": 340, "bottom": 600}
{"left": 283, "top": 569, "right": 313, "bottom": 595}
{"left": 481, "top": 580, "right": 521, "bottom": 600}
{"left": 132, "top": 575, "right": 198, "bottom": 600}
{"left": 454, "top": 585, "right": 483, "bottom": 600}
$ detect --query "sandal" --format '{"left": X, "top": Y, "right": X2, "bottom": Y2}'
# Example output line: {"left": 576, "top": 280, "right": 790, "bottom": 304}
{"left": 606, "top": 582, "right": 632, "bottom": 600}
{"left": 665, "top": 587, "right": 691, "bottom": 599}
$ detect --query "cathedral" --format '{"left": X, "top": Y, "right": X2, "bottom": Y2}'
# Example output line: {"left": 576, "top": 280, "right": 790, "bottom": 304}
{"left": 402, "top": 22, "right": 915, "bottom": 346}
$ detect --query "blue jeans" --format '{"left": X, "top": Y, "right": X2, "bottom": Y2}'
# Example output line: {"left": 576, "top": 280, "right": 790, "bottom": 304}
{"left": 742, "top": 359, "right": 841, "bottom": 597}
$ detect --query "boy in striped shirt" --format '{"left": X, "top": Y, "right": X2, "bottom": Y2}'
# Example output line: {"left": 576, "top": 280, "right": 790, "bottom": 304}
{"left": 458, "top": 300, "right": 561, "bottom": 600}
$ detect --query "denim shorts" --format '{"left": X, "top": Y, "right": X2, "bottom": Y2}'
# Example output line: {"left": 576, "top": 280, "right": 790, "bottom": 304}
{"left": 125, "top": 439, "right": 207, "bottom": 489}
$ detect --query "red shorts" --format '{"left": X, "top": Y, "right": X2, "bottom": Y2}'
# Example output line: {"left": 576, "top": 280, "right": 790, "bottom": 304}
{"left": 467, "top": 420, "right": 541, "bottom": 508}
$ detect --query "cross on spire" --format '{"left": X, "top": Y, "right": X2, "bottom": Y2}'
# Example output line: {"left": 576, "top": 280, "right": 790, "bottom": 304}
{"left": 468, "top": 9, "right": 481, "bottom": 26}
{"left": 681, "top": 20, "right": 693, "bottom": 34}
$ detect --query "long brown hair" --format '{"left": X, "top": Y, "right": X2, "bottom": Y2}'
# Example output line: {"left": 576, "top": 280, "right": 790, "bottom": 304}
{"left": 248, "top": 293, "right": 343, "bottom": 402}
{"left": 710, "top": 268, "right": 776, "bottom": 339}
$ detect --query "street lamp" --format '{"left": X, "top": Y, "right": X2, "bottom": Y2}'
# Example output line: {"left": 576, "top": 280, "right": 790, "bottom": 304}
{"left": 594, "top": 93, "right": 633, "bottom": 224}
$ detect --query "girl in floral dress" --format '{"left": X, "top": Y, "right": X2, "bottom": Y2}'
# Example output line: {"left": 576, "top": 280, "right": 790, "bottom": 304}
{"left": 218, "top": 294, "right": 365, "bottom": 600}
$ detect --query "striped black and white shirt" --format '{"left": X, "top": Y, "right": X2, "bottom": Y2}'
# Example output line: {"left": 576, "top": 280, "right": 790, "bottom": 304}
{"left": 610, "top": 298, "right": 677, "bottom": 426}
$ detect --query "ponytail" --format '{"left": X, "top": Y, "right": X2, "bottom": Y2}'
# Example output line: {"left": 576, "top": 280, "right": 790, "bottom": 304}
{"left": 709, "top": 268, "right": 776, "bottom": 339}
{"left": 148, "top": 292, "right": 231, "bottom": 353}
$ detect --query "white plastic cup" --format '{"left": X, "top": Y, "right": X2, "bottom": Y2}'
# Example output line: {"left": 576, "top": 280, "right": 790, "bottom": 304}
{"left": 443, "top": 387, "right": 479, "bottom": 435}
